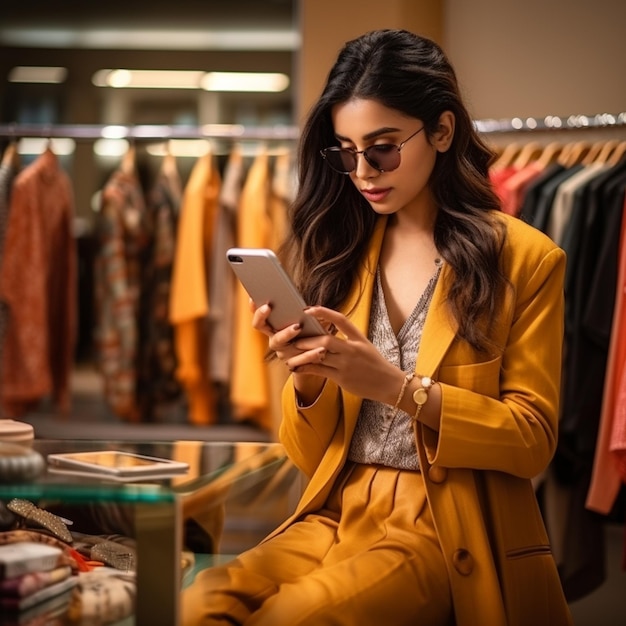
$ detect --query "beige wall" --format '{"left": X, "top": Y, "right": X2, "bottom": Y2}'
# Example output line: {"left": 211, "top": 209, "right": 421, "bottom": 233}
{"left": 297, "top": 0, "right": 626, "bottom": 132}
{"left": 444, "top": 0, "right": 626, "bottom": 121}
{"left": 296, "top": 0, "right": 444, "bottom": 122}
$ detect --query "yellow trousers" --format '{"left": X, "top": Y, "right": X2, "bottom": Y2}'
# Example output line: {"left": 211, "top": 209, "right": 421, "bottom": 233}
{"left": 181, "top": 462, "right": 453, "bottom": 626}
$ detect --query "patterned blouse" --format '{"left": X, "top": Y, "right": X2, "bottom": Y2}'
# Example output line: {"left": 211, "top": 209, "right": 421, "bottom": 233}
{"left": 348, "top": 259, "right": 442, "bottom": 470}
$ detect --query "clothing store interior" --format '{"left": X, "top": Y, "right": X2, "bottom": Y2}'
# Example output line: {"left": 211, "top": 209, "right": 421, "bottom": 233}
{"left": 0, "top": 0, "right": 625, "bottom": 624}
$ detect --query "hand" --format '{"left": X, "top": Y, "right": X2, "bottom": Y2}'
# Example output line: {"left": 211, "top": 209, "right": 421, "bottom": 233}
{"left": 250, "top": 300, "right": 311, "bottom": 363}
{"left": 287, "top": 306, "right": 403, "bottom": 406}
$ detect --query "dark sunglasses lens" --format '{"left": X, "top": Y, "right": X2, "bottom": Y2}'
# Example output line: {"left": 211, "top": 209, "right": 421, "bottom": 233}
{"left": 324, "top": 149, "right": 355, "bottom": 173}
{"left": 364, "top": 145, "right": 400, "bottom": 171}
{"left": 322, "top": 145, "right": 401, "bottom": 173}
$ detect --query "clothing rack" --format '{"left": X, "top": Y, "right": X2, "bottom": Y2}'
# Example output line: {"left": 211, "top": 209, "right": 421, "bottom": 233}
{"left": 2, "top": 112, "right": 626, "bottom": 140}
{"left": 0, "top": 123, "right": 299, "bottom": 141}
{"left": 474, "top": 111, "right": 626, "bottom": 133}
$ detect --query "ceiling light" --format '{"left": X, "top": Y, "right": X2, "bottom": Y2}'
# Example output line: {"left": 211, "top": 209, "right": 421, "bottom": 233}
{"left": 146, "top": 140, "right": 211, "bottom": 158}
{"left": 93, "top": 138, "right": 129, "bottom": 157}
{"left": 18, "top": 138, "right": 75, "bottom": 155}
{"left": 8, "top": 66, "right": 68, "bottom": 83}
{"left": 92, "top": 70, "right": 289, "bottom": 93}
{"left": 201, "top": 72, "right": 289, "bottom": 92}
{"left": 0, "top": 28, "right": 299, "bottom": 51}
{"left": 92, "top": 69, "right": 204, "bottom": 89}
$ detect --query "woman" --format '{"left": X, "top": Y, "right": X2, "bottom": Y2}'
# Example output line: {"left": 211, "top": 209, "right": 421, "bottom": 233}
{"left": 182, "top": 29, "right": 572, "bottom": 626}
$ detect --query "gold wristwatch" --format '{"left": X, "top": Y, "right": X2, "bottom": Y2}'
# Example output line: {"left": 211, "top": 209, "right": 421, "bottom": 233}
{"left": 412, "top": 376, "right": 435, "bottom": 422}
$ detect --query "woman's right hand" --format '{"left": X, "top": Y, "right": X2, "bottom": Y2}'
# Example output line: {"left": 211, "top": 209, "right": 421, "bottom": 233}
{"left": 251, "top": 301, "right": 307, "bottom": 361}
{"left": 251, "top": 300, "right": 328, "bottom": 405}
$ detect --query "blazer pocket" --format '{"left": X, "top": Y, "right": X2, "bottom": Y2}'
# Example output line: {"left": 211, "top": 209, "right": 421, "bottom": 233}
{"left": 438, "top": 356, "right": 502, "bottom": 398}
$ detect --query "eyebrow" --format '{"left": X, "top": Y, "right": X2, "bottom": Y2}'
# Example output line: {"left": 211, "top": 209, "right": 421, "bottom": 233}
{"left": 334, "top": 126, "right": 403, "bottom": 142}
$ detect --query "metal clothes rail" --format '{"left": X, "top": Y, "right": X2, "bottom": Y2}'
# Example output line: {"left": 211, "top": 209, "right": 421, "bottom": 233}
{"left": 0, "top": 123, "right": 300, "bottom": 141}
{"left": 474, "top": 112, "right": 626, "bottom": 133}
{"left": 1, "top": 112, "right": 626, "bottom": 140}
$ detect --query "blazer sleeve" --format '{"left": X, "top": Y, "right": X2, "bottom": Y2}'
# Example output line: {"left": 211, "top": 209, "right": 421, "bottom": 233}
{"left": 280, "top": 379, "right": 343, "bottom": 478}
{"left": 424, "top": 245, "right": 566, "bottom": 479}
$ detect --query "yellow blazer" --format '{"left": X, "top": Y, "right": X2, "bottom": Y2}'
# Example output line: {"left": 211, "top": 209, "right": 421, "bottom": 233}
{"left": 276, "top": 212, "right": 573, "bottom": 626}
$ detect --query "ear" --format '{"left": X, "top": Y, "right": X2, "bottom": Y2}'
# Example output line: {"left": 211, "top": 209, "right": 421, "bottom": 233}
{"left": 432, "top": 111, "right": 455, "bottom": 153}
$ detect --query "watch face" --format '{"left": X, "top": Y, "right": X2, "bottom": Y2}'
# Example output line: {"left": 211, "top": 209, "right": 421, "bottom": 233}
{"left": 413, "top": 388, "right": 429, "bottom": 405}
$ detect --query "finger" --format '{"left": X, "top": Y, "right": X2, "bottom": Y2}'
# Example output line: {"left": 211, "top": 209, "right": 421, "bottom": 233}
{"left": 286, "top": 347, "right": 329, "bottom": 372}
{"left": 251, "top": 303, "right": 275, "bottom": 336}
{"left": 269, "top": 323, "right": 304, "bottom": 352}
{"left": 304, "top": 306, "right": 365, "bottom": 342}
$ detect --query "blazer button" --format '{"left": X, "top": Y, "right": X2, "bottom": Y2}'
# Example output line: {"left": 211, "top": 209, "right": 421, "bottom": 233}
{"left": 428, "top": 465, "right": 448, "bottom": 484}
{"left": 452, "top": 549, "right": 474, "bottom": 576}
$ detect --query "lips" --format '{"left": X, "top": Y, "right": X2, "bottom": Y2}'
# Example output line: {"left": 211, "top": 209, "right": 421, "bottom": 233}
{"left": 361, "top": 187, "right": 391, "bottom": 202}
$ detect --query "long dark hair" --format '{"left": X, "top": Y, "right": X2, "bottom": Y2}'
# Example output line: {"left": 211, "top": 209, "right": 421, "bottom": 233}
{"left": 282, "top": 29, "right": 507, "bottom": 352}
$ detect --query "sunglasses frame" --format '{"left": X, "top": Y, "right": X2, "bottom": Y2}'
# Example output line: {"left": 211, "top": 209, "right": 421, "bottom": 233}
{"left": 320, "top": 126, "right": 425, "bottom": 174}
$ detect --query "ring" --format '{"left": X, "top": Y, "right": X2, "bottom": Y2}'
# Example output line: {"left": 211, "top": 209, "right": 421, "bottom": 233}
{"left": 318, "top": 349, "right": 326, "bottom": 363}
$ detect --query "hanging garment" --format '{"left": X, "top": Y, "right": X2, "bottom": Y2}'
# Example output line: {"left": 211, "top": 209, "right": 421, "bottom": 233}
{"left": 545, "top": 163, "right": 610, "bottom": 245}
{"left": 93, "top": 167, "right": 149, "bottom": 421}
{"left": 551, "top": 162, "right": 626, "bottom": 600}
{"left": 135, "top": 159, "right": 183, "bottom": 420}
{"left": 498, "top": 161, "right": 544, "bottom": 216}
{"left": 169, "top": 152, "right": 221, "bottom": 425}
{"left": 0, "top": 149, "right": 19, "bottom": 389}
{"left": 264, "top": 150, "right": 295, "bottom": 439}
{"left": 587, "top": 186, "right": 626, "bottom": 514}
{"left": 208, "top": 146, "right": 245, "bottom": 387}
{"left": 526, "top": 165, "right": 584, "bottom": 232}
{"left": 0, "top": 148, "right": 76, "bottom": 418}
{"left": 230, "top": 148, "right": 275, "bottom": 431}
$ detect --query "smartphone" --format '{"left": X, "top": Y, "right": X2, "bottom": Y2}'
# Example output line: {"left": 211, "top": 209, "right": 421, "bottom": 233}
{"left": 226, "top": 248, "right": 328, "bottom": 337}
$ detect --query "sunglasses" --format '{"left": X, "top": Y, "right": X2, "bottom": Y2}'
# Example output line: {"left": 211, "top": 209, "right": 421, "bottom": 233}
{"left": 320, "top": 126, "right": 425, "bottom": 174}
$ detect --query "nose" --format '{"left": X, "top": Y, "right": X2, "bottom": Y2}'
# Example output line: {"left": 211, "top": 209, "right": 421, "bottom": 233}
{"left": 353, "top": 151, "right": 379, "bottom": 179}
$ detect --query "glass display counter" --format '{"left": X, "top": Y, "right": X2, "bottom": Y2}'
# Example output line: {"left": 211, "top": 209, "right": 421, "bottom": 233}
{"left": 0, "top": 439, "right": 302, "bottom": 625}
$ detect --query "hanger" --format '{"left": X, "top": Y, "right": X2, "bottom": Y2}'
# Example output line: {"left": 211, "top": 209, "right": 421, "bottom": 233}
{"left": 592, "top": 140, "right": 620, "bottom": 164}
{"left": 121, "top": 142, "right": 136, "bottom": 175}
{"left": 512, "top": 141, "right": 543, "bottom": 168}
{"left": 559, "top": 141, "right": 592, "bottom": 167}
{"left": 490, "top": 142, "right": 521, "bottom": 170}
{"left": 581, "top": 140, "right": 608, "bottom": 165}
{"left": 160, "top": 143, "right": 178, "bottom": 177}
{"left": 607, "top": 141, "right": 626, "bottom": 167}
{"left": 1, "top": 139, "right": 20, "bottom": 169}
{"left": 535, "top": 142, "right": 563, "bottom": 168}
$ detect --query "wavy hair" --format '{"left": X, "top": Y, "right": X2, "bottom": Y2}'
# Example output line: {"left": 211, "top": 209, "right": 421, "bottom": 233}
{"left": 281, "top": 29, "right": 507, "bottom": 352}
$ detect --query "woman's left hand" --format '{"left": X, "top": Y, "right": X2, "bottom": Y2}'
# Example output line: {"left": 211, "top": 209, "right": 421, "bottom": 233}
{"left": 288, "top": 306, "right": 403, "bottom": 406}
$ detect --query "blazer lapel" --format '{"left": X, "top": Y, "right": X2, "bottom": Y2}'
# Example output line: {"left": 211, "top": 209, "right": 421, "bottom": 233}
{"left": 416, "top": 263, "right": 458, "bottom": 377}
{"left": 340, "top": 217, "right": 387, "bottom": 427}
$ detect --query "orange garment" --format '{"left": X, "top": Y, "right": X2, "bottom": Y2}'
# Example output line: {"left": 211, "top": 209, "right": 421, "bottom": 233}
{"left": 169, "top": 153, "right": 221, "bottom": 425}
{"left": 230, "top": 149, "right": 274, "bottom": 430}
{"left": 586, "top": 194, "right": 626, "bottom": 514}
{"left": 265, "top": 150, "right": 295, "bottom": 439}
{"left": 0, "top": 149, "right": 76, "bottom": 417}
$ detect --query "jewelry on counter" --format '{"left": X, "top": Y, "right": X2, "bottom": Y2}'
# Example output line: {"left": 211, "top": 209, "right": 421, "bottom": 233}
{"left": 7, "top": 498, "right": 73, "bottom": 544}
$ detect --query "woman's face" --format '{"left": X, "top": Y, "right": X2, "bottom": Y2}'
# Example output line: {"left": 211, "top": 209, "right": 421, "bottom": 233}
{"left": 329, "top": 98, "right": 449, "bottom": 218}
